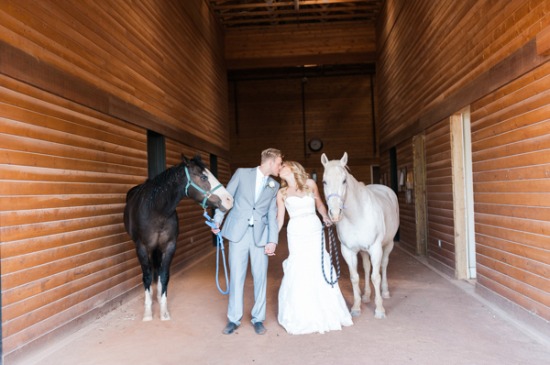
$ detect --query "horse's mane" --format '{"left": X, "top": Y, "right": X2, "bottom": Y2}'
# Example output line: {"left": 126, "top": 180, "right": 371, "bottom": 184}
{"left": 130, "top": 155, "right": 206, "bottom": 211}
{"left": 151, "top": 155, "right": 205, "bottom": 186}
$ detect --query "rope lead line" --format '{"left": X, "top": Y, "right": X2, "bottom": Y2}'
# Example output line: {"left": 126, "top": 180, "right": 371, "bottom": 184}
{"left": 203, "top": 211, "right": 229, "bottom": 295}
{"left": 321, "top": 225, "right": 341, "bottom": 287}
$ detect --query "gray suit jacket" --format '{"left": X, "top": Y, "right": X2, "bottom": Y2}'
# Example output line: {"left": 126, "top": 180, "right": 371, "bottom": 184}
{"left": 214, "top": 167, "right": 280, "bottom": 246}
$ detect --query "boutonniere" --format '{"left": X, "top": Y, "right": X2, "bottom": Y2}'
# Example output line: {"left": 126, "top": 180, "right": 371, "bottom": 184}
{"left": 267, "top": 180, "right": 276, "bottom": 189}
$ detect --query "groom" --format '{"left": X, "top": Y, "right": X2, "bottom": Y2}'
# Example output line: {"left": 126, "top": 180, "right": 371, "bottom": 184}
{"left": 213, "top": 148, "right": 283, "bottom": 335}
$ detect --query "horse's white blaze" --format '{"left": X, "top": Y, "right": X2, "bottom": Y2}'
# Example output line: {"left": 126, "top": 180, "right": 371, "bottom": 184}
{"left": 321, "top": 152, "right": 399, "bottom": 319}
{"left": 205, "top": 168, "right": 233, "bottom": 210}
{"left": 143, "top": 288, "right": 153, "bottom": 321}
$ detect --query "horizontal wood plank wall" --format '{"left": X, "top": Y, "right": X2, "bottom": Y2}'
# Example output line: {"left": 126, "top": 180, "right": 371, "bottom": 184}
{"left": 0, "top": 1, "right": 230, "bottom": 361}
{"left": 0, "top": 76, "right": 147, "bottom": 359}
{"left": 470, "top": 63, "right": 550, "bottom": 321}
{"left": 229, "top": 74, "right": 376, "bottom": 184}
{"left": 425, "top": 120, "right": 455, "bottom": 272}
{"left": 225, "top": 22, "right": 376, "bottom": 69}
{"left": 377, "top": 0, "right": 550, "bottom": 320}
{"left": 0, "top": 0, "right": 229, "bottom": 157}
{"left": 396, "top": 139, "right": 415, "bottom": 254}
{"left": 377, "top": 0, "right": 550, "bottom": 150}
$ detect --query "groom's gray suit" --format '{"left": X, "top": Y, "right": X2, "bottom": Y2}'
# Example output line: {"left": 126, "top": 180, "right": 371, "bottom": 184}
{"left": 214, "top": 167, "right": 280, "bottom": 326}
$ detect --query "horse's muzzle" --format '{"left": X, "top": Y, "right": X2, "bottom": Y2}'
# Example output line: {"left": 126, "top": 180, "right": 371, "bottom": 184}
{"left": 217, "top": 195, "right": 233, "bottom": 212}
{"left": 328, "top": 209, "right": 343, "bottom": 222}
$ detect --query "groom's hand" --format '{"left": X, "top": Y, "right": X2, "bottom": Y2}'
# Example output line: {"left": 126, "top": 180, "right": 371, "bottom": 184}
{"left": 265, "top": 242, "right": 276, "bottom": 256}
{"left": 210, "top": 222, "right": 221, "bottom": 235}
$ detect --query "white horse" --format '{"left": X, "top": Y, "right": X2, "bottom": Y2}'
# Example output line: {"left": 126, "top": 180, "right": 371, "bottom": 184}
{"left": 321, "top": 152, "right": 399, "bottom": 318}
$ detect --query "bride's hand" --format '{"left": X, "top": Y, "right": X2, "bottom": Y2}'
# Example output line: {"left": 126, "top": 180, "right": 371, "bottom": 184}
{"left": 322, "top": 216, "right": 333, "bottom": 226}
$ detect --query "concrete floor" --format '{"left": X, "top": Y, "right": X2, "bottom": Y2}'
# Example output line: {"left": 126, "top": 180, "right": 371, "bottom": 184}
{"left": 15, "top": 231, "right": 550, "bottom": 365}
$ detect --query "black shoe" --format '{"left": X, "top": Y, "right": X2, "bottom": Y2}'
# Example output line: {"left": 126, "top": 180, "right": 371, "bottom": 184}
{"left": 253, "top": 322, "right": 266, "bottom": 335}
{"left": 222, "top": 322, "right": 238, "bottom": 335}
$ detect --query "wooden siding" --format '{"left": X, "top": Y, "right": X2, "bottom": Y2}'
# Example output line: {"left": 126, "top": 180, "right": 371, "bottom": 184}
{"left": 470, "top": 63, "right": 550, "bottom": 321}
{"left": 0, "top": 0, "right": 229, "bottom": 157}
{"left": 377, "top": 0, "right": 550, "bottom": 151}
{"left": 228, "top": 74, "right": 377, "bottom": 183}
{"left": 0, "top": 76, "right": 147, "bottom": 358}
{"left": 378, "top": 0, "right": 550, "bottom": 320}
{"left": 0, "top": 1, "right": 230, "bottom": 361}
{"left": 225, "top": 22, "right": 376, "bottom": 69}
{"left": 425, "top": 120, "right": 455, "bottom": 271}
{"left": 396, "top": 139, "right": 415, "bottom": 254}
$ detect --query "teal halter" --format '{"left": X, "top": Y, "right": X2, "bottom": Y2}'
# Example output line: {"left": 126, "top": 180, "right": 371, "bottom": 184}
{"left": 184, "top": 166, "right": 223, "bottom": 209}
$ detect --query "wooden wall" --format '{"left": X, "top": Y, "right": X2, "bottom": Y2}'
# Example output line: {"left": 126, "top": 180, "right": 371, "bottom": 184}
{"left": 225, "top": 22, "right": 376, "bottom": 69}
{"left": 0, "top": 77, "right": 147, "bottom": 360}
{"left": 425, "top": 120, "right": 455, "bottom": 272}
{"left": 395, "top": 139, "right": 416, "bottom": 254}
{"left": 0, "top": 0, "right": 230, "bottom": 362}
{"left": 470, "top": 63, "right": 550, "bottom": 320}
{"left": 377, "top": 0, "right": 550, "bottom": 321}
{"left": 228, "top": 73, "right": 377, "bottom": 183}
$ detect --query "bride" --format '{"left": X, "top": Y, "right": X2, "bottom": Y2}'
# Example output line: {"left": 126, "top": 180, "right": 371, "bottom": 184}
{"left": 276, "top": 161, "right": 353, "bottom": 335}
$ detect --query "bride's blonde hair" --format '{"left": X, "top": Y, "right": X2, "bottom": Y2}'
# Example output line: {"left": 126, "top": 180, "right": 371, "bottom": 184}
{"left": 281, "top": 161, "right": 311, "bottom": 197}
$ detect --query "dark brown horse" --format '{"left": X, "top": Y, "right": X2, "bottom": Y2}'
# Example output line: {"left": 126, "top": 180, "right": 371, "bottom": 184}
{"left": 124, "top": 155, "right": 233, "bottom": 320}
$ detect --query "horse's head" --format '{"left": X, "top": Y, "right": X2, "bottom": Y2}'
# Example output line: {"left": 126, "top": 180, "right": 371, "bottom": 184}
{"left": 321, "top": 152, "right": 349, "bottom": 222}
{"left": 183, "top": 155, "right": 233, "bottom": 212}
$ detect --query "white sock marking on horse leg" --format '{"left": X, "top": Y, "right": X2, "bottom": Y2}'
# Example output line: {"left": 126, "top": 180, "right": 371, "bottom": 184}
{"left": 143, "top": 288, "right": 153, "bottom": 321}
{"left": 160, "top": 292, "right": 170, "bottom": 321}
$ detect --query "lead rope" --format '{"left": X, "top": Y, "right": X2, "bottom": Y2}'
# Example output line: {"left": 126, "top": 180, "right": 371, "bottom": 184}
{"left": 203, "top": 211, "right": 229, "bottom": 295}
{"left": 321, "top": 224, "right": 341, "bottom": 287}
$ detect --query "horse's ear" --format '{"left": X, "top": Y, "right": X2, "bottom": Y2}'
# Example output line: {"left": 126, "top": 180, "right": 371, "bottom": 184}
{"left": 181, "top": 154, "right": 190, "bottom": 165}
{"left": 321, "top": 153, "right": 329, "bottom": 167}
{"left": 340, "top": 152, "right": 348, "bottom": 167}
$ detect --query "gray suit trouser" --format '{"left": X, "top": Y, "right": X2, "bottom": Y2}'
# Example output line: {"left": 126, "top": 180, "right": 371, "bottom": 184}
{"left": 227, "top": 226, "right": 268, "bottom": 325}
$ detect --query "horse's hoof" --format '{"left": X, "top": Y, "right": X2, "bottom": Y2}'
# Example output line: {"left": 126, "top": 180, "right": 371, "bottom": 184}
{"left": 374, "top": 310, "right": 386, "bottom": 319}
{"left": 382, "top": 291, "right": 391, "bottom": 299}
{"left": 142, "top": 315, "right": 153, "bottom": 322}
{"left": 160, "top": 312, "right": 171, "bottom": 321}
{"left": 350, "top": 309, "right": 361, "bottom": 317}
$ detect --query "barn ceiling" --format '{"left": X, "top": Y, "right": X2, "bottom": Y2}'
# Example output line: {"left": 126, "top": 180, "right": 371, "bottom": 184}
{"left": 209, "top": 0, "right": 384, "bottom": 28}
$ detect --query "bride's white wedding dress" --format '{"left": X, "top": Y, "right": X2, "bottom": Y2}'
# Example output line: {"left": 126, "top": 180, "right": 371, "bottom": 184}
{"left": 278, "top": 195, "right": 353, "bottom": 335}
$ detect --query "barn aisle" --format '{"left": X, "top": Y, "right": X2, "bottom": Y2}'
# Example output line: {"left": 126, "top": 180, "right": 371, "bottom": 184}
{"left": 17, "top": 230, "right": 550, "bottom": 365}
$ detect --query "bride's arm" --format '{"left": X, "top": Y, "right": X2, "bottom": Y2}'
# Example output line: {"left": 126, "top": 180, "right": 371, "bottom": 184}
{"left": 276, "top": 190, "right": 286, "bottom": 232}
{"left": 308, "top": 179, "right": 332, "bottom": 226}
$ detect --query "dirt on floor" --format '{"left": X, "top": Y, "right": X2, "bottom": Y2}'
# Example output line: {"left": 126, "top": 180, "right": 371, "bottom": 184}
{"left": 13, "top": 232, "right": 550, "bottom": 365}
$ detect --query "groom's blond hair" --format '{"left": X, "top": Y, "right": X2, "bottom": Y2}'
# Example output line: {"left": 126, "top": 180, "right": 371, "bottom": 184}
{"left": 260, "top": 148, "right": 283, "bottom": 163}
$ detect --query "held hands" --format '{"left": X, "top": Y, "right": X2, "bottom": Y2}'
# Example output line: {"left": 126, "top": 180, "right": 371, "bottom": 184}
{"left": 210, "top": 222, "right": 221, "bottom": 235}
{"left": 322, "top": 216, "right": 333, "bottom": 227}
{"left": 265, "top": 242, "right": 277, "bottom": 256}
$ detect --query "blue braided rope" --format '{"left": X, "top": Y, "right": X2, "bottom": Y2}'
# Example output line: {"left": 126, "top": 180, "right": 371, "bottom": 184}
{"left": 203, "top": 211, "right": 229, "bottom": 295}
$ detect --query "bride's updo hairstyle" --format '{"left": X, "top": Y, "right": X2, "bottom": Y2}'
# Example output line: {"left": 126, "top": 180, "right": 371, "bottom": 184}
{"left": 281, "top": 161, "right": 311, "bottom": 197}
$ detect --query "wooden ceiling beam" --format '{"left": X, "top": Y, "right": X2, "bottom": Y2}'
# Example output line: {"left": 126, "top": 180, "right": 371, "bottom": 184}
{"left": 211, "top": 0, "right": 379, "bottom": 11}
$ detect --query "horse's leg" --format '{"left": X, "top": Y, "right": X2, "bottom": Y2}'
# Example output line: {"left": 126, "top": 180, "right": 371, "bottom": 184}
{"left": 136, "top": 243, "right": 153, "bottom": 321}
{"left": 341, "top": 244, "right": 362, "bottom": 317}
{"left": 360, "top": 250, "right": 371, "bottom": 303}
{"left": 381, "top": 240, "right": 394, "bottom": 299}
{"left": 369, "top": 241, "right": 386, "bottom": 319}
{"left": 158, "top": 241, "right": 176, "bottom": 321}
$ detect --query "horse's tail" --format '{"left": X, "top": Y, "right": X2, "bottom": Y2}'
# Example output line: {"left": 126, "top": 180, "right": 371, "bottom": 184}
{"left": 151, "top": 247, "right": 162, "bottom": 282}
